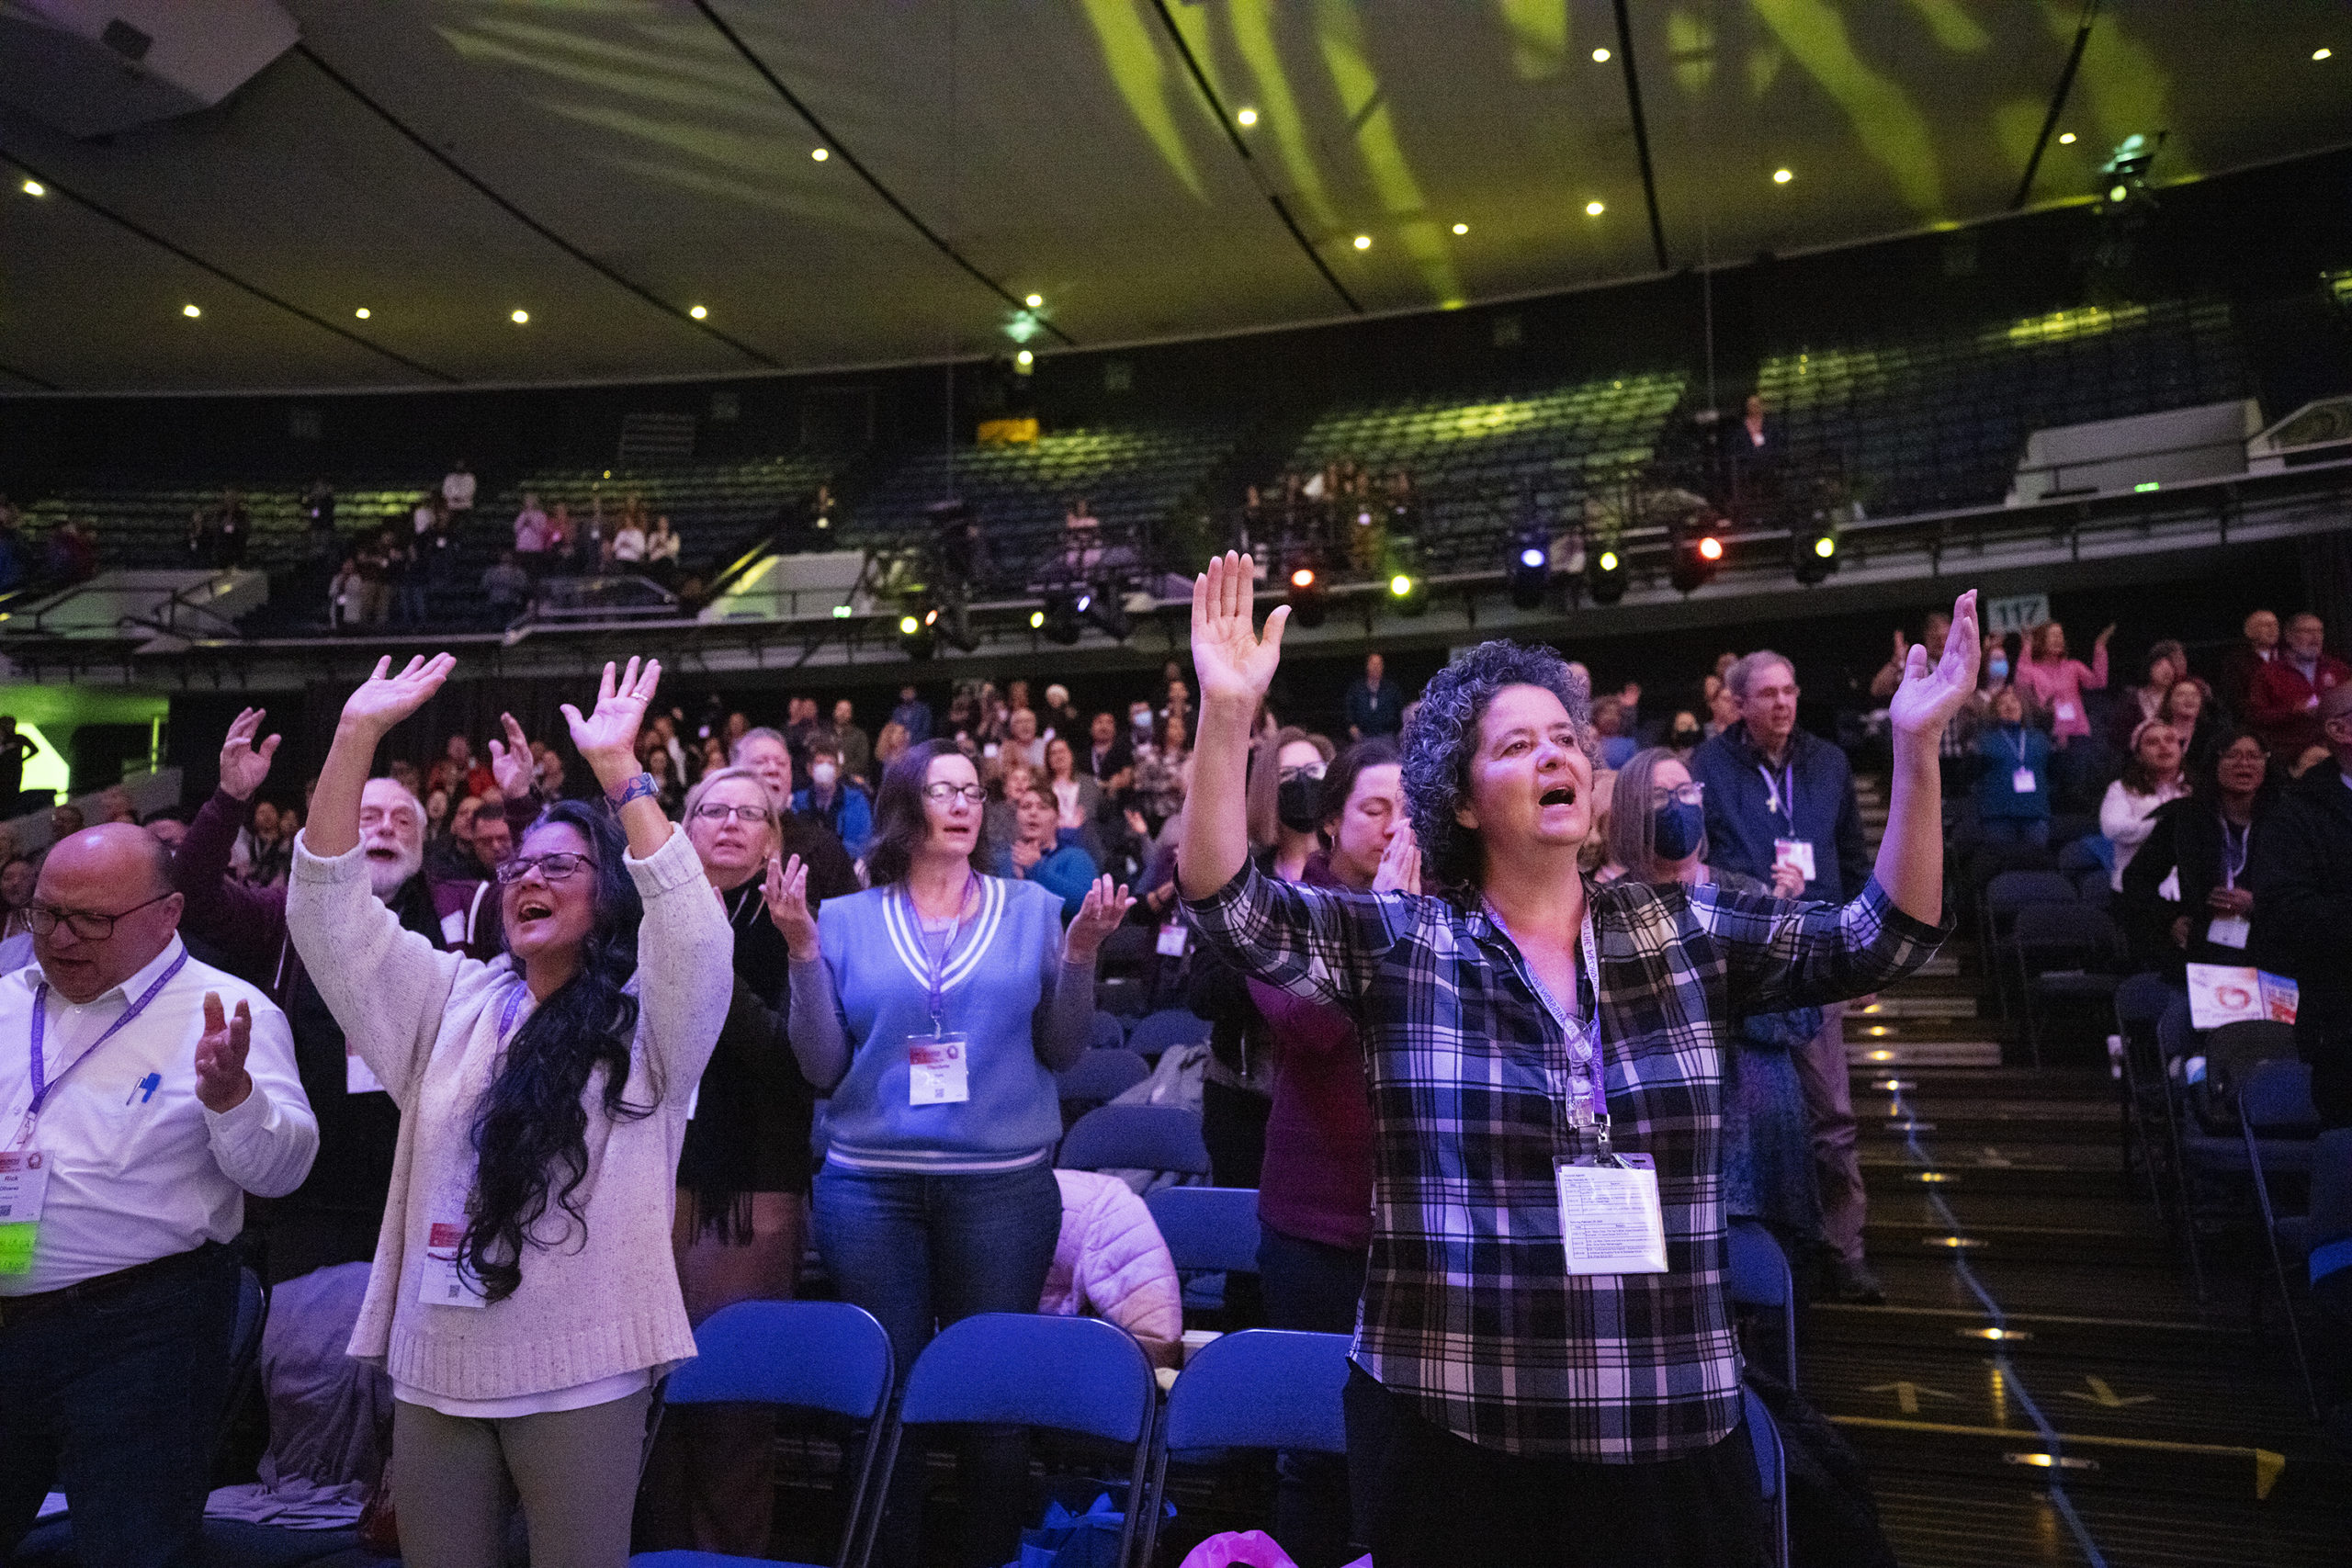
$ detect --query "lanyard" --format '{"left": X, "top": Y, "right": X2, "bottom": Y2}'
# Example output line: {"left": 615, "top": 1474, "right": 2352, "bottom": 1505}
{"left": 17, "top": 949, "right": 189, "bottom": 1147}
{"left": 1483, "top": 900, "right": 1608, "bottom": 1136}
{"left": 496, "top": 982, "right": 529, "bottom": 1046}
{"left": 903, "top": 874, "right": 978, "bottom": 1029}
{"left": 2219, "top": 817, "right": 2251, "bottom": 891}
{"left": 1998, "top": 725, "right": 2030, "bottom": 770}
{"left": 1757, "top": 759, "right": 1796, "bottom": 834}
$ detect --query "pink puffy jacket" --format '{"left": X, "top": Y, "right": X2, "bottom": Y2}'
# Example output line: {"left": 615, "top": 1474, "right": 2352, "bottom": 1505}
{"left": 1040, "top": 1169, "right": 1183, "bottom": 1367}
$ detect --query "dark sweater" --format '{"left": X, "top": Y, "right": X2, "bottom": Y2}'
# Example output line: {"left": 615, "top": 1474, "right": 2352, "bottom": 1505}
{"left": 1253, "top": 853, "right": 1374, "bottom": 1252}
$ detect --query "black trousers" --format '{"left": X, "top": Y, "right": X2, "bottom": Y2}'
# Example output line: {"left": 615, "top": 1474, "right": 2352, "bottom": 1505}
{"left": 1345, "top": 1368, "right": 1770, "bottom": 1568}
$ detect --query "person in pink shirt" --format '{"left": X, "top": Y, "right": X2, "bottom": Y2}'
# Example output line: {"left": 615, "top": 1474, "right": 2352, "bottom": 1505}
{"left": 2015, "top": 619, "right": 2114, "bottom": 748}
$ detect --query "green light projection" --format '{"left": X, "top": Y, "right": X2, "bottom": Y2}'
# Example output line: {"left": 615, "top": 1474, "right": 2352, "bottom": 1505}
{"left": 1077, "top": 0, "right": 1209, "bottom": 200}
{"left": 1315, "top": 0, "right": 1462, "bottom": 304}
{"left": 2044, "top": 3, "right": 2194, "bottom": 181}
{"left": 1493, "top": 0, "right": 1569, "bottom": 80}
{"left": 1747, "top": 0, "right": 1947, "bottom": 214}
{"left": 1903, "top": 0, "right": 1991, "bottom": 54}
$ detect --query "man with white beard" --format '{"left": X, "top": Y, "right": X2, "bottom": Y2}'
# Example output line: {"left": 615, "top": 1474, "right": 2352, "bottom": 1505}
{"left": 169, "top": 708, "right": 449, "bottom": 1279}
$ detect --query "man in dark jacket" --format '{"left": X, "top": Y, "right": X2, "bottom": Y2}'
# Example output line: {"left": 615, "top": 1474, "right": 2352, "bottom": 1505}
{"left": 1691, "top": 649, "right": 1879, "bottom": 1301}
{"left": 2248, "top": 682, "right": 2352, "bottom": 1129}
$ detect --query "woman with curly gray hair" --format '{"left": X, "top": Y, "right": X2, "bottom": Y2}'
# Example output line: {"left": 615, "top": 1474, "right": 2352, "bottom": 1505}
{"left": 1180, "top": 553, "right": 1978, "bottom": 1567}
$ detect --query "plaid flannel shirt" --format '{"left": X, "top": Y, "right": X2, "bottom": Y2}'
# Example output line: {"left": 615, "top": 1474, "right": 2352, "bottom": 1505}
{"left": 1185, "top": 861, "right": 1944, "bottom": 1461}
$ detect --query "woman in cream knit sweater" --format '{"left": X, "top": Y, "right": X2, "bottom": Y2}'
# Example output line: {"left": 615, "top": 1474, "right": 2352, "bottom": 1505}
{"left": 288, "top": 654, "right": 731, "bottom": 1568}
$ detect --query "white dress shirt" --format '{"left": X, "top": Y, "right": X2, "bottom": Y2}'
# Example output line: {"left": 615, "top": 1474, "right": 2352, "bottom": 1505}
{"left": 0, "top": 935, "right": 315, "bottom": 1295}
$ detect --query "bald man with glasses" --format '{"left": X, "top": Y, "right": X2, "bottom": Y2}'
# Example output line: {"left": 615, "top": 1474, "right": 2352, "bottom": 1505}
{"left": 0, "top": 824, "right": 315, "bottom": 1568}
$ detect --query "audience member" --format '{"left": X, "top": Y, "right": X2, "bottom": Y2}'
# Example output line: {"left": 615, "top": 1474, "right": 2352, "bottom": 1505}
{"left": 2249, "top": 682, "right": 2352, "bottom": 1130}
{"left": 2122, "top": 729, "right": 2270, "bottom": 973}
{"left": 2108, "top": 640, "right": 2188, "bottom": 749}
{"left": 776, "top": 738, "right": 1130, "bottom": 1566}
{"left": 0, "top": 825, "right": 315, "bottom": 1568}
{"left": 1973, "top": 686, "right": 2053, "bottom": 846}
{"left": 873, "top": 720, "right": 911, "bottom": 775}
{"left": 993, "top": 777, "right": 1099, "bottom": 918}
{"left": 1039, "top": 1169, "right": 1182, "bottom": 1368}
{"left": 0, "top": 853, "right": 36, "bottom": 953}
{"left": 645, "top": 515, "right": 681, "bottom": 583}
{"left": 2099, "top": 720, "right": 2191, "bottom": 892}
{"left": 212, "top": 489, "right": 250, "bottom": 569}
{"left": 609, "top": 512, "right": 647, "bottom": 567}
{"left": 1592, "top": 693, "right": 1637, "bottom": 769}
{"left": 1039, "top": 682, "right": 1082, "bottom": 743}
{"left": 793, "top": 738, "right": 874, "bottom": 860}
{"left": 2157, "top": 676, "right": 2218, "bottom": 773}
{"left": 2015, "top": 619, "right": 2112, "bottom": 750}
{"left": 1004, "top": 705, "right": 1046, "bottom": 769}
{"left": 1870, "top": 613, "right": 1952, "bottom": 702}
{"left": 1691, "top": 649, "right": 1879, "bottom": 1301}
{"left": 0, "top": 716, "right": 39, "bottom": 814}
{"left": 2246, "top": 612, "right": 2351, "bottom": 760}
{"left": 481, "top": 550, "right": 532, "bottom": 620}
{"left": 288, "top": 654, "right": 730, "bottom": 1568}
{"left": 2220, "top": 608, "right": 2280, "bottom": 716}
{"left": 440, "top": 458, "right": 475, "bottom": 513}
{"left": 1132, "top": 711, "right": 1192, "bottom": 831}
{"left": 888, "top": 683, "right": 933, "bottom": 744}
{"left": 831, "top": 697, "right": 872, "bottom": 784}
{"left": 1041, "top": 736, "right": 1111, "bottom": 860}
{"left": 51, "top": 803, "right": 85, "bottom": 841}
{"left": 1343, "top": 651, "right": 1405, "bottom": 739}
{"left": 729, "top": 727, "right": 796, "bottom": 814}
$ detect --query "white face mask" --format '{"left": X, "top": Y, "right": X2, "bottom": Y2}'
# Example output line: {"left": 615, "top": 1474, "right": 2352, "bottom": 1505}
{"left": 1132, "top": 712, "right": 1151, "bottom": 730}
{"left": 810, "top": 761, "right": 838, "bottom": 788}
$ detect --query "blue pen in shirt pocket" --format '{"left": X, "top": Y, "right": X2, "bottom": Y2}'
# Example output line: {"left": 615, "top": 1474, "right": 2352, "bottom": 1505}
{"left": 126, "top": 1072, "right": 161, "bottom": 1105}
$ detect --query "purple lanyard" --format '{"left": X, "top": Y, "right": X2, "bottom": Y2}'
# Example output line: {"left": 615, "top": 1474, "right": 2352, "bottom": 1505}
{"left": 1757, "top": 761, "right": 1796, "bottom": 833}
{"left": 1484, "top": 902, "right": 1606, "bottom": 1128}
{"left": 496, "top": 982, "right": 529, "bottom": 1045}
{"left": 26, "top": 949, "right": 191, "bottom": 1125}
{"left": 905, "top": 874, "right": 977, "bottom": 1029}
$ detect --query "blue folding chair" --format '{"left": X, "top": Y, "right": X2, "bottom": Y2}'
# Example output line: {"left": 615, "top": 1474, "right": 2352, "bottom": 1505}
{"left": 1125, "top": 1008, "right": 1213, "bottom": 1058}
{"left": 1088, "top": 1010, "right": 1127, "bottom": 1053}
{"left": 1057, "top": 1048, "right": 1149, "bottom": 1108}
{"left": 632, "top": 1301, "right": 896, "bottom": 1568}
{"left": 1744, "top": 1385, "right": 1790, "bottom": 1568}
{"left": 893, "top": 1314, "right": 1159, "bottom": 1568}
{"left": 2241, "top": 1060, "right": 2323, "bottom": 1416}
{"left": 1058, "top": 1104, "right": 1212, "bottom": 1179}
{"left": 1141, "top": 1329, "right": 1353, "bottom": 1565}
{"left": 1144, "top": 1186, "right": 1263, "bottom": 1275}
{"left": 1726, "top": 1219, "right": 1799, "bottom": 1387}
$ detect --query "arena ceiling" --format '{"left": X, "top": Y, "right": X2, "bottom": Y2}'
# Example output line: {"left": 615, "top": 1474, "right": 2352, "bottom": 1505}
{"left": 0, "top": 0, "right": 2344, "bottom": 394}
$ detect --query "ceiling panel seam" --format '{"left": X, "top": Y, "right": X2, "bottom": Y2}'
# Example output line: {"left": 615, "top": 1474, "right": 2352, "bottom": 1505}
{"left": 1610, "top": 0, "right": 1669, "bottom": 273}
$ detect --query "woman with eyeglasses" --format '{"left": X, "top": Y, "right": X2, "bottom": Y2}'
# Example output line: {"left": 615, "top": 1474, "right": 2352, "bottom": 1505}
{"left": 287, "top": 655, "right": 731, "bottom": 1568}
{"left": 765, "top": 737, "right": 1131, "bottom": 1568}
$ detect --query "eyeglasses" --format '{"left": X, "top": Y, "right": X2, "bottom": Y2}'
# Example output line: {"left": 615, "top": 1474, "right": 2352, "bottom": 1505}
{"left": 1649, "top": 783, "right": 1706, "bottom": 807}
{"left": 1278, "top": 762, "right": 1328, "bottom": 784}
{"left": 691, "top": 802, "right": 772, "bottom": 825}
{"left": 26, "top": 889, "right": 175, "bottom": 942}
{"left": 493, "top": 852, "right": 596, "bottom": 885}
{"left": 922, "top": 783, "right": 989, "bottom": 806}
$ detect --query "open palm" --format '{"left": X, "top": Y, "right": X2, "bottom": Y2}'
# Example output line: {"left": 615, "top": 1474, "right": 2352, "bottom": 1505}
{"left": 1190, "top": 552, "right": 1287, "bottom": 708}
{"left": 340, "top": 654, "right": 456, "bottom": 738}
{"left": 560, "top": 658, "right": 660, "bottom": 775}
{"left": 486, "top": 712, "right": 536, "bottom": 799}
{"left": 1888, "top": 589, "right": 1982, "bottom": 739}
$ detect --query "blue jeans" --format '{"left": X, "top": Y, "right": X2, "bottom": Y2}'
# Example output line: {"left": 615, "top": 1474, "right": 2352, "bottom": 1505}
{"left": 813, "top": 1160, "right": 1062, "bottom": 1568}
{"left": 1978, "top": 816, "right": 2050, "bottom": 848}
{"left": 0, "top": 1243, "right": 239, "bottom": 1568}
{"left": 1259, "top": 1224, "right": 1372, "bottom": 1566}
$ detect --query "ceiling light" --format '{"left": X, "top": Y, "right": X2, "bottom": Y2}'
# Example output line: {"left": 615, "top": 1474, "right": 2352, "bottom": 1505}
{"left": 1592, "top": 47, "right": 1611, "bottom": 62}
{"left": 2057, "top": 132, "right": 2077, "bottom": 144}
{"left": 811, "top": 147, "right": 830, "bottom": 161}
{"left": 1452, "top": 221, "right": 1468, "bottom": 235}
{"left": 354, "top": 307, "right": 371, "bottom": 320}
{"left": 1585, "top": 199, "right": 1605, "bottom": 217}
{"left": 1016, "top": 349, "right": 1034, "bottom": 367}
{"left": 1772, "top": 168, "right": 1792, "bottom": 184}
{"left": 182, "top": 303, "right": 201, "bottom": 318}
{"left": 1352, "top": 234, "right": 1372, "bottom": 250}
{"left": 1236, "top": 107, "right": 1259, "bottom": 127}
{"left": 2315, "top": 47, "right": 2333, "bottom": 61}
{"left": 1024, "top": 292, "right": 1044, "bottom": 308}
{"left": 511, "top": 309, "right": 529, "bottom": 324}
{"left": 688, "top": 304, "right": 707, "bottom": 320}
{"left": 19, "top": 179, "right": 43, "bottom": 197}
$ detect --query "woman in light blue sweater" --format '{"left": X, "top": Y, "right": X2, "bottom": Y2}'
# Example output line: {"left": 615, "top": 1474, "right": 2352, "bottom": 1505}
{"left": 773, "top": 738, "right": 1130, "bottom": 1568}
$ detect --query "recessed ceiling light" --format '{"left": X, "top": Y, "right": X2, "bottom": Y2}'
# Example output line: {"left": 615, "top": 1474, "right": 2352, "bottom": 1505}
{"left": 811, "top": 147, "right": 829, "bottom": 161}
{"left": 1016, "top": 349, "right": 1034, "bottom": 366}
{"left": 2315, "top": 47, "right": 2333, "bottom": 61}
{"left": 511, "top": 309, "right": 529, "bottom": 324}
{"left": 689, "top": 304, "right": 707, "bottom": 320}
{"left": 354, "top": 307, "right": 371, "bottom": 320}
{"left": 19, "top": 179, "right": 43, "bottom": 197}
{"left": 182, "top": 303, "right": 201, "bottom": 318}
{"left": 2057, "top": 131, "right": 2076, "bottom": 144}
{"left": 1585, "top": 199, "right": 1605, "bottom": 216}
{"left": 1772, "top": 167, "right": 1793, "bottom": 184}
{"left": 1024, "top": 292, "right": 1044, "bottom": 308}
{"left": 1452, "top": 221, "right": 1468, "bottom": 235}
{"left": 1236, "top": 107, "right": 1259, "bottom": 127}
{"left": 1352, "top": 233, "right": 1372, "bottom": 250}
{"left": 1592, "top": 47, "right": 1611, "bottom": 62}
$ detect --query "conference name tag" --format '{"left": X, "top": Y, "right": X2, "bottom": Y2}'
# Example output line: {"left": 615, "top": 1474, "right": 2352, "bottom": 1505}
{"left": 1155, "top": 922, "right": 1190, "bottom": 958}
{"left": 420, "top": 1221, "right": 486, "bottom": 1309}
{"left": 2054, "top": 701, "right": 2079, "bottom": 723}
{"left": 909, "top": 1035, "right": 970, "bottom": 1106}
{"left": 1555, "top": 1155, "right": 1668, "bottom": 1277}
{"left": 1773, "top": 839, "right": 1817, "bottom": 884}
{"left": 0, "top": 1150, "right": 49, "bottom": 1276}
{"left": 2206, "top": 915, "right": 2252, "bottom": 950}
{"left": 2012, "top": 767, "right": 2038, "bottom": 795}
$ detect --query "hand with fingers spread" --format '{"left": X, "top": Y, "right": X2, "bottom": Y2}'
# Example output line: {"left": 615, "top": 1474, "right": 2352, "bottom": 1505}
{"left": 1064, "top": 874, "right": 1136, "bottom": 963}
{"left": 194, "top": 991, "right": 254, "bottom": 1112}
{"left": 560, "top": 657, "right": 662, "bottom": 791}
{"left": 337, "top": 653, "right": 457, "bottom": 740}
{"left": 1190, "top": 552, "right": 1288, "bottom": 711}
{"left": 763, "top": 852, "right": 819, "bottom": 962}
{"left": 219, "top": 707, "right": 281, "bottom": 802}
{"left": 1887, "top": 589, "right": 1983, "bottom": 744}
{"left": 1374, "top": 819, "right": 1422, "bottom": 896}
{"left": 486, "top": 711, "right": 537, "bottom": 801}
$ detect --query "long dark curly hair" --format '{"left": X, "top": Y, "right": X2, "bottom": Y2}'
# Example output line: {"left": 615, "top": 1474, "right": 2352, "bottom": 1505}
{"left": 460, "top": 800, "right": 650, "bottom": 1303}
{"left": 1398, "top": 640, "right": 1596, "bottom": 904}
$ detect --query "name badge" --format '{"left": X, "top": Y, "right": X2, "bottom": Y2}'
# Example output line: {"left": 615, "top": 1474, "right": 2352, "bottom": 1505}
{"left": 419, "top": 1220, "right": 487, "bottom": 1309}
{"left": 0, "top": 1150, "right": 50, "bottom": 1275}
{"left": 1155, "top": 922, "right": 1190, "bottom": 958}
{"left": 1773, "top": 838, "right": 1817, "bottom": 884}
{"left": 909, "top": 1034, "right": 971, "bottom": 1105}
{"left": 2054, "top": 701, "right": 2079, "bottom": 722}
{"left": 1555, "top": 1156, "right": 1668, "bottom": 1276}
{"left": 2207, "top": 915, "right": 2252, "bottom": 950}
{"left": 2011, "top": 767, "right": 2038, "bottom": 795}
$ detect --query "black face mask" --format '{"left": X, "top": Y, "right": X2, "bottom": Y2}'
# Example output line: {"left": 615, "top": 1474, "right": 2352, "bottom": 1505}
{"left": 1652, "top": 797, "right": 1706, "bottom": 862}
{"left": 1276, "top": 776, "right": 1323, "bottom": 833}
{"left": 1669, "top": 727, "right": 1702, "bottom": 750}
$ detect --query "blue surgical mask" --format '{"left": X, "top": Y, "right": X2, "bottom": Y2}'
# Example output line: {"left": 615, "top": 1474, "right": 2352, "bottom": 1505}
{"left": 1988, "top": 656, "right": 2009, "bottom": 681}
{"left": 1652, "top": 797, "right": 1706, "bottom": 862}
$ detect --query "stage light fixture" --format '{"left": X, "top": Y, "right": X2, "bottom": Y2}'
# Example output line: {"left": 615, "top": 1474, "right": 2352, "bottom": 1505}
{"left": 1508, "top": 521, "right": 1552, "bottom": 610}
{"left": 1453, "top": 222, "right": 1468, "bottom": 235}
{"left": 1671, "top": 523, "right": 1726, "bottom": 594}
{"left": 20, "top": 180, "right": 43, "bottom": 197}
{"left": 182, "top": 303, "right": 201, "bottom": 318}
{"left": 811, "top": 147, "right": 829, "bottom": 161}
{"left": 2095, "top": 132, "right": 2162, "bottom": 217}
{"left": 1285, "top": 561, "right": 1327, "bottom": 628}
{"left": 1585, "top": 200, "right": 1605, "bottom": 217}
{"left": 1386, "top": 571, "right": 1427, "bottom": 618}
{"left": 354, "top": 307, "right": 371, "bottom": 319}
{"left": 1237, "top": 107, "right": 1259, "bottom": 126}
{"left": 1015, "top": 349, "right": 1035, "bottom": 370}
{"left": 1586, "top": 544, "right": 1626, "bottom": 605}
{"left": 1024, "top": 292, "right": 1044, "bottom": 309}
{"left": 689, "top": 305, "right": 707, "bottom": 320}
{"left": 511, "top": 309, "right": 529, "bottom": 324}
{"left": 897, "top": 609, "right": 935, "bottom": 660}
{"left": 1086, "top": 586, "right": 1133, "bottom": 640}
{"left": 1793, "top": 522, "right": 1840, "bottom": 584}
{"left": 1040, "top": 592, "right": 1083, "bottom": 646}
{"left": 1772, "top": 168, "right": 1792, "bottom": 185}
{"left": 1353, "top": 234, "right": 1372, "bottom": 250}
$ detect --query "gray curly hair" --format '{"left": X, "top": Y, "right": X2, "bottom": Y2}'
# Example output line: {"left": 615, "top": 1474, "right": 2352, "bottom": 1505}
{"left": 1400, "top": 640, "right": 1598, "bottom": 903}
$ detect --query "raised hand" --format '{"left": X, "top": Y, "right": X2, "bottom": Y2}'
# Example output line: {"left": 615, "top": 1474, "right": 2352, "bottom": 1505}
{"left": 1065, "top": 874, "right": 1136, "bottom": 962}
{"left": 763, "top": 852, "right": 819, "bottom": 961}
{"left": 1887, "top": 589, "right": 1981, "bottom": 743}
{"left": 1190, "top": 552, "right": 1287, "bottom": 710}
{"left": 486, "top": 711, "right": 536, "bottom": 800}
{"left": 338, "top": 654, "right": 456, "bottom": 739}
{"left": 1373, "top": 819, "right": 1422, "bottom": 896}
{"left": 194, "top": 991, "right": 254, "bottom": 1113}
{"left": 219, "top": 707, "right": 280, "bottom": 802}
{"left": 560, "top": 658, "right": 661, "bottom": 789}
